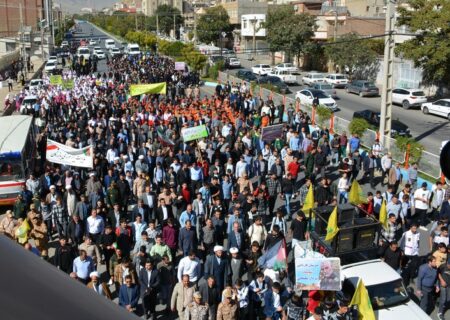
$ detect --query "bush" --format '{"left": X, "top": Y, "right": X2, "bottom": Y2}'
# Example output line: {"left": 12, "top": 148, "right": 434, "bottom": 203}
{"left": 315, "top": 105, "right": 333, "bottom": 127}
{"left": 348, "top": 118, "right": 370, "bottom": 136}
{"left": 208, "top": 61, "right": 225, "bottom": 80}
{"left": 396, "top": 136, "right": 424, "bottom": 164}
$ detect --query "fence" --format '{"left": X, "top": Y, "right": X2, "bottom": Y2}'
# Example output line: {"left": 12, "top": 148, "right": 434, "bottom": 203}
{"left": 218, "top": 71, "right": 441, "bottom": 179}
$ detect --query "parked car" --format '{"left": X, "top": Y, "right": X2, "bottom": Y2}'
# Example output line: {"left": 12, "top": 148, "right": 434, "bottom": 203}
{"left": 29, "top": 79, "right": 43, "bottom": 91}
{"left": 325, "top": 73, "right": 348, "bottom": 88}
{"left": 295, "top": 89, "right": 337, "bottom": 111}
{"left": 19, "top": 95, "right": 38, "bottom": 115}
{"left": 226, "top": 57, "right": 241, "bottom": 68}
{"left": 258, "top": 76, "right": 290, "bottom": 94}
{"left": 274, "top": 63, "right": 299, "bottom": 74}
{"left": 105, "top": 39, "right": 115, "bottom": 50}
{"left": 236, "top": 69, "right": 257, "bottom": 82}
{"left": 44, "top": 61, "right": 57, "bottom": 73}
{"left": 353, "top": 109, "right": 411, "bottom": 137}
{"left": 268, "top": 70, "right": 297, "bottom": 85}
{"left": 311, "top": 83, "right": 337, "bottom": 98}
{"left": 208, "top": 55, "right": 225, "bottom": 67}
{"left": 109, "top": 47, "right": 121, "bottom": 57}
{"left": 61, "top": 41, "right": 69, "bottom": 47}
{"left": 346, "top": 80, "right": 379, "bottom": 97}
{"left": 47, "top": 56, "right": 58, "bottom": 64}
{"left": 421, "top": 99, "right": 450, "bottom": 120}
{"left": 251, "top": 64, "right": 272, "bottom": 75}
{"left": 302, "top": 72, "right": 326, "bottom": 86}
{"left": 341, "top": 260, "right": 432, "bottom": 320}
{"left": 392, "top": 88, "right": 427, "bottom": 109}
{"left": 93, "top": 47, "right": 106, "bottom": 60}
{"left": 89, "top": 39, "right": 96, "bottom": 46}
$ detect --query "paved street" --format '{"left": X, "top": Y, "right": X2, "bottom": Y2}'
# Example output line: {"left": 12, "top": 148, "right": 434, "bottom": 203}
{"left": 227, "top": 56, "right": 450, "bottom": 156}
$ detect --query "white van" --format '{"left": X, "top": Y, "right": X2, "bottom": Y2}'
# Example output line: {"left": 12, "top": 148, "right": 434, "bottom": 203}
{"left": 126, "top": 44, "right": 140, "bottom": 56}
{"left": 105, "top": 39, "right": 115, "bottom": 50}
{"left": 77, "top": 47, "right": 91, "bottom": 60}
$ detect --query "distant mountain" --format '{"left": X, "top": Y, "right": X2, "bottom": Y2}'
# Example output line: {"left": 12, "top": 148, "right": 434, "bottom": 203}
{"left": 56, "top": 0, "right": 117, "bottom": 13}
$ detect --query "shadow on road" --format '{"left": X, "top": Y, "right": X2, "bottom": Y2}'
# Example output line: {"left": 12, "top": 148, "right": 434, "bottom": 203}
{"left": 414, "top": 121, "right": 449, "bottom": 142}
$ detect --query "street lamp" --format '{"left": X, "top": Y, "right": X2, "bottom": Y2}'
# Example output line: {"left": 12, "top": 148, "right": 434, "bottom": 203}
{"left": 248, "top": 17, "right": 259, "bottom": 61}
{"left": 220, "top": 31, "right": 226, "bottom": 56}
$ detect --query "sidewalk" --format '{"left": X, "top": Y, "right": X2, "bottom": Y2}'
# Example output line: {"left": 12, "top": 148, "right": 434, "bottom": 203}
{"left": 0, "top": 56, "right": 45, "bottom": 116}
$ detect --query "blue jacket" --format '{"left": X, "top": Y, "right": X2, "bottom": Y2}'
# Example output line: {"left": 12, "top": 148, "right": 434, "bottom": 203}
{"left": 118, "top": 284, "right": 140, "bottom": 308}
{"left": 417, "top": 263, "right": 437, "bottom": 290}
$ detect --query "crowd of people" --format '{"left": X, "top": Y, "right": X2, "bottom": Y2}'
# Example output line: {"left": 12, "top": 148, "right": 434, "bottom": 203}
{"left": 1, "top": 48, "right": 450, "bottom": 320}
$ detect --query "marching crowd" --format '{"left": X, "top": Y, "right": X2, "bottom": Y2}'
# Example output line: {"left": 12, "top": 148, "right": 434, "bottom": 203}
{"left": 1, "top": 49, "right": 450, "bottom": 320}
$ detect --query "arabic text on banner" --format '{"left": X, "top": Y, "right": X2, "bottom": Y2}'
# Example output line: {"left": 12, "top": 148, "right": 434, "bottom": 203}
{"left": 129, "top": 82, "right": 167, "bottom": 96}
{"left": 181, "top": 125, "right": 209, "bottom": 142}
{"left": 175, "top": 62, "right": 186, "bottom": 71}
{"left": 295, "top": 257, "right": 341, "bottom": 291}
{"left": 46, "top": 139, "right": 93, "bottom": 168}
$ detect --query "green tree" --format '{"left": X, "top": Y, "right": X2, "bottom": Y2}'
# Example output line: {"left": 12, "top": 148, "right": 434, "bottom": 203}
{"left": 396, "top": 136, "right": 424, "bottom": 164}
{"left": 324, "top": 33, "right": 379, "bottom": 80}
{"left": 348, "top": 118, "right": 370, "bottom": 137}
{"left": 196, "top": 6, "right": 232, "bottom": 45}
{"left": 155, "top": 5, "right": 184, "bottom": 37}
{"left": 315, "top": 106, "right": 333, "bottom": 127}
{"left": 264, "top": 5, "right": 316, "bottom": 65}
{"left": 181, "top": 44, "right": 207, "bottom": 72}
{"left": 396, "top": 0, "right": 450, "bottom": 85}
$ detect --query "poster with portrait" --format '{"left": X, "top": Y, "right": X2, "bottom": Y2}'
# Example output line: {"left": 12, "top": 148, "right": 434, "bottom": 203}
{"left": 295, "top": 258, "right": 341, "bottom": 291}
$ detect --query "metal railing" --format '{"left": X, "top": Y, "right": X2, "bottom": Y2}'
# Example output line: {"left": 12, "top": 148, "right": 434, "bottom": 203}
{"left": 218, "top": 71, "right": 441, "bottom": 179}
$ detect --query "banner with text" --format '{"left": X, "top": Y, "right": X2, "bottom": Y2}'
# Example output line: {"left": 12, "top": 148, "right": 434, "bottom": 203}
{"left": 175, "top": 62, "right": 186, "bottom": 71}
{"left": 295, "top": 257, "right": 341, "bottom": 291}
{"left": 49, "top": 75, "right": 63, "bottom": 85}
{"left": 46, "top": 139, "right": 93, "bottom": 168}
{"left": 261, "top": 124, "right": 284, "bottom": 143}
{"left": 181, "top": 125, "right": 209, "bottom": 142}
{"left": 129, "top": 82, "right": 167, "bottom": 96}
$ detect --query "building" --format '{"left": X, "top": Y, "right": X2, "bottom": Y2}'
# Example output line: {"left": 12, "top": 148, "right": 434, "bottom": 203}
{"left": 0, "top": 0, "right": 44, "bottom": 38}
{"left": 240, "top": 14, "right": 267, "bottom": 53}
{"left": 341, "top": 0, "right": 385, "bottom": 17}
{"left": 142, "top": 0, "right": 183, "bottom": 16}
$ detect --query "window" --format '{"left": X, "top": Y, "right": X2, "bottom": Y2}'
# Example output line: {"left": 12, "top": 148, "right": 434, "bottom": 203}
{"left": 243, "top": 20, "right": 247, "bottom": 29}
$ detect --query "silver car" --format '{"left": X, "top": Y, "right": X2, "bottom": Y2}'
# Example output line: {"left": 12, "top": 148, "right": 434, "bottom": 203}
{"left": 311, "top": 83, "right": 337, "bottom": 98}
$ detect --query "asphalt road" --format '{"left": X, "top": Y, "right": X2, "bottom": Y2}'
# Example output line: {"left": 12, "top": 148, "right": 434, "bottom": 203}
{"left": 230, "top": 57, "right": 450, "bottom": 156}
{"left": 64, "top": 22, "right": 441, "bottom": 319}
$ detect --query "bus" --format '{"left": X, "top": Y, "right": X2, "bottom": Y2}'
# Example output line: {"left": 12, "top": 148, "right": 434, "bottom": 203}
{"left": 0, "top": 115, "right": 36, "bottom": 205}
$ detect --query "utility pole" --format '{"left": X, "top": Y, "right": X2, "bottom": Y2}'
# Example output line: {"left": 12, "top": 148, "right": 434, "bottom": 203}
{"left": 156, "top": 14, "right": 159, "bottom": 36}
{"left": 379, "top": 0, "right": 396, "bottom": 150}
{"left": 135, "top": 13, "right": 138, "bottom": 31}
{"left": 19, "top": 2, "right": 28, "bottom": 78}
{"left": 250, "top": 18, "right": 257, "bottom": 60}
{"left": 333, "top": 10, "right": 338, "bottom": 41}
{"left": 173, "top": 13, "right": 176, "bottom": 39}
{"left": 193, "top": 12, "right": 197, "bottom": 44}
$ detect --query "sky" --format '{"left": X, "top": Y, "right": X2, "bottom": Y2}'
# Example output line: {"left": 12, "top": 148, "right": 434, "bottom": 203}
{"left": 57, "top": 0, "right": 117, "bottom": 13}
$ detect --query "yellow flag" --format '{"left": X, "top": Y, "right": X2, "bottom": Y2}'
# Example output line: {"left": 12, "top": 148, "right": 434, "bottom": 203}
{"left": 325, "top": 206, "right": 339, "bottom": 241}
{"left": 349, "top": 179, "right": 367, "bottom": 205}
{"left": 129, "top": 82, "right": 167, "bottom": 96}
{"left": 350, "top": 279, "right": 376, "bottom": 320}
{"left": 302, "top": 184, "right": 314, "bottom": 212}
{"left": 15, "top": 219, "right": 31, "bottom": 244}
{"left": 379, "top": 199, "right": 388, "bottom": 230}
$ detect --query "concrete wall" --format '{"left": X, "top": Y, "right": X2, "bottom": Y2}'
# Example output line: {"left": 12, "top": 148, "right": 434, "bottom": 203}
{"left": 0, "top": 50, "right": 20, "bottom": 74}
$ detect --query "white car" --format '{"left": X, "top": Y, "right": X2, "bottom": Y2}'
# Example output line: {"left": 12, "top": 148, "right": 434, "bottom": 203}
{"left": 61, "top": 41, "right": 69, "bottom": 47}
{"left": 325, "top": 73, "right": 348, "bottom": 88}
{"left": 227, "top": 57, "right": 241, "bottom": 68}
{"left": 29, "top": 79, "right": 43, "bottom": 91}
{"left": 392, "top": 88, "right": 427, "bottom": 109}
{"left": 302, "top": 72, "right": 326, "bottom": 86}
{"left": 274, "top": 63, "right": 299, "bottom": 74}
{"left": 93, "top": 47, "right": 106, "bottom": 59}
{"left": 109, "top": 47, "right": 121, "bottom": 57}
{"left": 20, "top": 95, "right": 38, "bottom": 114}
{"left": 44, "top": 61, "right": 57, "bottom": 73}
{"left": 251, "top": 64, "right": 272, "bottom": 75}
{"left": 421, "top": 99, "right": 450, "bottom": 120}
{"left": 105, "top": 39, "right": 115, "bottom": 50}
{"left": 77, "top": 47, "right": 91, "bottom": 60}
{"left": 47, "top": 56, "right": 58, "bottom": 64}
{"left": 341, "top": 260, "right": 431, "bottom": 320}
{"left": 295, "top": 89, "right": 337, "bottom": 111}
{"left": 89, "top": 39, "right": 96, "bottom": 46}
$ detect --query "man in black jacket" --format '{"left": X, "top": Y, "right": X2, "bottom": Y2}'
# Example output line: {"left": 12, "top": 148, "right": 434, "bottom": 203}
{"left": 139, "top": 259, "right": 160, "bottom": 320}
{"left": 54, "top": 237, "right": 76, "bottom": 273}
{"left": 67, "top": 215, "right": 85, "bottom": 246}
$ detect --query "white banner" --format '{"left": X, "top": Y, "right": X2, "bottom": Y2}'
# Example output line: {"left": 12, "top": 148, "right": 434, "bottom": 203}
{"left": 46, "top": 139, "right": 93, "bottom": 168}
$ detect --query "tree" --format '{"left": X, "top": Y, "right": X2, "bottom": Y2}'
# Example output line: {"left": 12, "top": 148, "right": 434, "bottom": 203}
{"left": 264, "top": 5, "right": 317, "bottom": 64}
{"left": 315, "top": 106, "right": 333, "bottom": 127}
{"left": 348, "top": 118, "right": 370, "bottom": 137}
{"left": 396, "top": 0, "right": 450, "bottom": 85}
{"left": 155, "top": 5, "right": 184, "bottom": 37}
{"left": 181, "top": 44, "right": 207, "bottom": 72}
{"left": 396, "top": 136, "right": 424, "bottom": 165}
{"left": 196, "top": 6, "right": 232, "bottom": 45}
{"left": 324, "top": 33, "right": 379, "bottom": 80}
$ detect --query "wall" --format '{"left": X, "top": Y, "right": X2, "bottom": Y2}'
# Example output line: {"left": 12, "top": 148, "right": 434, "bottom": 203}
{"left": 0, "top": 0, "right": 43, "bottom": 37}
{"left": 332, "top": 17, "right": 385, "bottom": 37}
